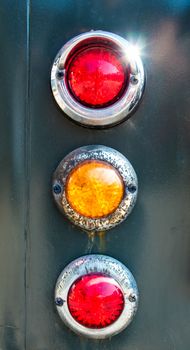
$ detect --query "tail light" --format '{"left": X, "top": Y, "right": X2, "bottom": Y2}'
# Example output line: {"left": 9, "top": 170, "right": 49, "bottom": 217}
{"left": 68, "top": 273, "right": 124, "bottom": 328}
{"left": 65, "top": 159, "right": 124, "bottom": 219}
{"left": 52, "top": 145, "right": 138, "bottom": 231}
{"left": 55, "top": 255, "right": 138, "bottom": 339}
{"left": 51, "top": 30, "right": 145, "bottom": 127}
{"left": 67, "top": 45, "right": 127, "bottom": 108}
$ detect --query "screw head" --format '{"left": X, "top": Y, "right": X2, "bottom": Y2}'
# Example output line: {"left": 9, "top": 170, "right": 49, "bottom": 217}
{"left": 127, "top": 184, "right": 137, "bottom": 194}
{"left": 56, "top": 69, "right": 64, "bottom": 79}
{"left": 130, "top": 76, "right": 138, "bottom": 85}
{"left": 53, "top": 184, "right": 62, "bottom": 194}
{"left": 55, "top": 297, "right": 64, "bottom": 306}
{"left": 129, "top": 294, "right": 136, "bottom": 302}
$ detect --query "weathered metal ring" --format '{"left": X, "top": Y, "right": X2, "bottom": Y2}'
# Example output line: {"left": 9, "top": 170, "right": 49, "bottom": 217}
{"left": 55, "top": 254, "right": 139, "bottom": 339}
{"left": 52, "top": 145, "right": 138, "bottom": 232}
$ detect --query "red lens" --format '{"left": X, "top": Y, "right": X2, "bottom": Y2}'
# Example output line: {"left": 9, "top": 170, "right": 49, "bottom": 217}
{"left": 66, "top": 45, "right": 129, "bottom": 107}
{"left": 68, "top": 273, "right": 124, "bottom": 328}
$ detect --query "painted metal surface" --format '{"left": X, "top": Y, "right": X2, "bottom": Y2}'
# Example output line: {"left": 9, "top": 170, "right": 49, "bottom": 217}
{"left": 0, "top": 0, "right": 190, "bottom": 349}
{"left": 0, "top": 1, "right": 27, "bottom": 349}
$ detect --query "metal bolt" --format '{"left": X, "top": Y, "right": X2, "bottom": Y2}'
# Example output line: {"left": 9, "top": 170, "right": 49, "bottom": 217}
{"left": 53, "top": 184, "right": 62, "bottom": 194}
{"left": 57, "top": 69, "right": 64, "bottom": 79}
{"left": 127, "top": 184, "right": 137, "bottom": 194}
{"left": 129, "top": 294, "right": 136, "bottom": 303}
{"left": 55, "top": 297, "right": 64, "bottom": 306}
{"left": 130, "top": 76, "right": 138, "bottom": 85}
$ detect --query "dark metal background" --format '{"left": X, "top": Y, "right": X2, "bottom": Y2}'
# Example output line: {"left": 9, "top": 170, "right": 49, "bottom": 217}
{"left": 1, "top": 0, "right": 190, "bottom": 349}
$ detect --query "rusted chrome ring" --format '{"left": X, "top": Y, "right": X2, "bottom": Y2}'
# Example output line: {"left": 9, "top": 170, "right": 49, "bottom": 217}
{"left": 52, "top": 145, "right": 138, "bottom": 232}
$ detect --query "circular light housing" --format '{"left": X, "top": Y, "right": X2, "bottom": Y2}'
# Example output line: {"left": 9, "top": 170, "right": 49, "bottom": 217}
{"left": 55, "top": 255, "right": 139, "bottom": 339}
{"left": 52, "top": 145, "right": 138, "bottom": 231}
{"left": 51, "top": 30, "right": 145, "bottom": 128}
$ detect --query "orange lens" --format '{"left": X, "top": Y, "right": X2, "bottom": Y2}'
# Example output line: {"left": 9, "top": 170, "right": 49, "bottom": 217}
{"left": 65, "top": 160, "right": 124, "bottom": 219}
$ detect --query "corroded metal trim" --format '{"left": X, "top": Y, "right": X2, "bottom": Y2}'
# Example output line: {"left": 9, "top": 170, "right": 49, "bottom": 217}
{"left": 51, "top": 30, "right": 145, "bottom": 128}
{"left": 52, "top": 145, "right": 138, "bottom": 231}
{"left": 55, "top": 255, "right": 139, "bottom": 339}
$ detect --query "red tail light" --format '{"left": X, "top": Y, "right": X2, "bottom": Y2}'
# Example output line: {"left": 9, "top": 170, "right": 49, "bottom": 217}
{"left": 67, "top": 45, "right": 128, "bottom": 108}
{"left": 68, "top": 273, "right": 124, "bottom": 328}
{"left": 51, "top": 30, "right": 145, "bottom": 127}
{"left": 55, "top": 255, "right": 138, "bottom": 339}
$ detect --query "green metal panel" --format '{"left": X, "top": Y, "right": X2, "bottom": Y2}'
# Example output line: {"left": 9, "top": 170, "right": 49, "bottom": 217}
{"left": 1, "top": 0, "right": 190, "bottom": 349}
{"left": 0, "top": 1, "right": 27, "bottom": 349}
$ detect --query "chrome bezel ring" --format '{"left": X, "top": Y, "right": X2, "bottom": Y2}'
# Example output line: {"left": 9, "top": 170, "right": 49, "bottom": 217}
{"left": 55, "top": 254, "right": 139, "bottom": 339}
{"left": 52, "top": 145, "right": 138, "bottom": 232}
{"left": 51, "top": 30, "right": 145, "bottom": 128}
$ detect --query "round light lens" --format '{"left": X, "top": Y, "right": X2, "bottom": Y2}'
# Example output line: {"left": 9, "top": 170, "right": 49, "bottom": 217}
{"left": 67, "top": 45, "right": 128, "bottom": 107}
{"left": 68, "top": 273, "right": 124, "bottom": 328}
{"left": 65, "top": 160, "right": 124, "bottom": 218}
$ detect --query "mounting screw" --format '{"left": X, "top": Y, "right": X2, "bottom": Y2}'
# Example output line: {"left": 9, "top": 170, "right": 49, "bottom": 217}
{"left": 56, "top": 69, "right": 64, "bottom": 79}
{"left": 129, "top": 294, "right": 136, "bottom": 303}
{"left": 127, "top": 184, "right": 137, "bottom": 194}
{"left": 55, "top": 297, "right": 64, "bottom": 306}
{"left": 53, "top": 183, "right": 62, "bottom": 194}
{"left": 130, "top": 76, "right": 138, "bottom": 85}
